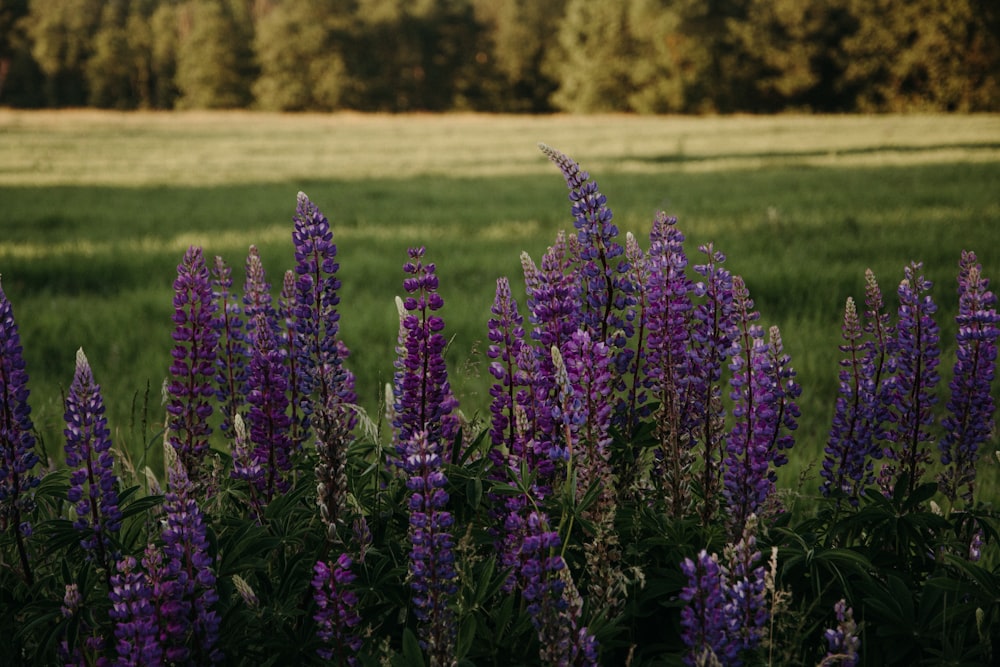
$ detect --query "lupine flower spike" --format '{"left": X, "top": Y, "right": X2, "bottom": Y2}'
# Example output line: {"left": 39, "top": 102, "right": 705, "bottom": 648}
{"left": 820, "top": 599, "right": 860, "bottom": 667}
{"left": 312, "top": 554, "right": 362, "bottom": 665}
{"left": 210, "top": 255, "right": 247, "bottom": 436}
{"left": 0, "top": 277, "right": 41, "bottom": 584}
{"left": 938, "top": 251, "right": 999, "bottom": 504}
{"left": 64, "top": 348, "right": 122, "bottom": 577}
{"left": 166, "top": 246, "right": 220, "bottom": 476}
{"left": 881, "top": 262, "right": 940, "bottom": 497}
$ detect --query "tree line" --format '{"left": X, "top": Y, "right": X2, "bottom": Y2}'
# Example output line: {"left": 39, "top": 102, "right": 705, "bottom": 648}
{"left": 1, "top": 0, "right": 998, "bottom": 113}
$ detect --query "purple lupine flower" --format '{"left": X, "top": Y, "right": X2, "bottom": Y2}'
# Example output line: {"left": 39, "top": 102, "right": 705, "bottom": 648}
{"left": 0, "top": 278, "right": 41, "bottom": 583}
{"left": 402, "top": 429, "right": 458, "bottom": 664}
{"left": 644, "top": 212, "right": 695, "bottom": 515}
{"left": 881, "top": 262, "right": 940, "bottom": 497}
{"left": 723, "top": 276, "right": 772, "bottom": 533}
{"left": 245, "top": 310, "right": 294, "bottom": 503}
{"left": 968, "top": 528, "right": 984, "bottom": 562}
{"left": 64, "top": 348, "right": 122, "bottom": 572}
{"left": 522, "top": 233, "right": 583, "bottom": 357}
{"left": 277, "top": 269, "right": 306, "bottom": 447}
{"left": 210, "top": 255, "right": 247, "bottom": 436}
{"left": 108, "top": 555, "right": 163, "bottom": 667}
{"left": 158, "top": 456, "right": 222, "bottom": 664}
{"left": 229, "top": 413, "right": 264, "bottom": 521}
{"left": 688, "top": 244, "right": 740, "bottom": 524}
{"left": 518, "top": 510, "right": 598, "bottom": 667}
{"left": 538, "top": 144, "right": 635, "bottom": 362}
{"left": 764, "top": 326, "right": 800, "bottom": 470}
{"left": 938, "top": 252, "right": 999, "bottom": 504}
{"left": 166, "top": 246, "right": 220, "bottom": 474}
{"left": 243, "top": 244, "right": 275, "bottom": 341}
{"left": 293, "top": 192, "right": 356, "bottom": 432}
{"left": 724, "top": 523, "right": 768, "bottom": 655}
{"left": 560, "top": 330, "right": 614, "bottom": 490}
{"left": 822, "top": 599, "right": 860, "bottom": 667}
{"left": 822, "top": 297, "right": 880, "bottom": 502}
{"left": 487, "top": 277, "right": 526, "bottom": 454}
{"left": 679, "top": 550, "right": 739, "bottom": 666}
{"left": 312, "top": 554, "right": 362, "bottom": 665}
{"left": 393, "top": 247, "right": 460, "bottom": 463}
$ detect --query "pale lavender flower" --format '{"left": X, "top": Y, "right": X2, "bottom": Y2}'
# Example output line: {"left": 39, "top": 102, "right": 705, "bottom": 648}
{"left": 64, "top": 348, "right": 122, "bottom": 572}
{"left": 938, "top": 251, "right": 999, "bottom": 504}
{"left": 166, "top": 246, "right": 220, "bottom": 474}
{"left": 0, "top": 278, "right": 41, "bottom": 583}
{"left": 724, "top": 523, "right": 768, "bottom": 655}
{"left": 312, "top": 554, "right": 362, "bottom": 665}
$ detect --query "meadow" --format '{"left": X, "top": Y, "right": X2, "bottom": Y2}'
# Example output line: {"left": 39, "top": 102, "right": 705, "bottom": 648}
{"left": 1, "top": 110, "right": 999, "bottom": 488}
{"left": 3, "top": 110, "right": 1000, "bottom": 665}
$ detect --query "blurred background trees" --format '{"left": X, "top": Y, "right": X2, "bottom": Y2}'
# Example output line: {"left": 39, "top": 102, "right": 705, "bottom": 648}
{"left": 2, "top": 0, "right": 997, "bottom": 112}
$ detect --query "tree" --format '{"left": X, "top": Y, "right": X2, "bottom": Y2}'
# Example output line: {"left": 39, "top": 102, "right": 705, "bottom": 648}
{"left": 174, "top": 0, "right": 254, "bottom": 109}
{"left": 25, "top": 0, "right": 103, "bottom": 106}
{"left": 839, "top": 0, "right": 1000, "bottom": 111}
{"left": 253, "top": 0, "right": 356, "bottom": 111}
{"left": 86, "top": 1, "right": 135, "bottom": 108}
{"left": 550, "top": 0, "right": 634, "bottom": 112}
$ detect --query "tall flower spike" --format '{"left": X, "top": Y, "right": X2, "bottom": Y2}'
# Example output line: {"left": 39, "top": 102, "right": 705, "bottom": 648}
{"left": 158, "top": 456, "right": 222, "bottom": 664}
{"left": 688, "top": 244, "right": 740, "bottom": 525}
{"left": 679, "top": 550, "right": 738, "bottom": 666}
{"left": 938, "top": 251, "right": 999, "bottom": 504}
{"left": 312, "top": 554, "right": 362, "bottom": 665}
{"left": 108, "top": 554, "right": 162, "bottom": 666}
{"left": 64, "top": 348, "right": 122, "bottom": 574}
{"left": 166, "top": 246, "right": 220, "bottom": 474}
{"left": 211, "top": 255, "right": 247, "bottom": 436}
{"left": 0, "top": 277, "right": 41, "bottom": 583}
{"left": 243, "top": 244, "right": 275, "bottom": 342}
{"left": 822, "top": 297, "right": 879, "bottom": 502}
{"left": 392, "top": 247, "right": 459, "bottom": 463}
{"left": 246, "top": 310, "right": 294, "bottom": 503}
{"left": 645, "top": 212, "right": 695, "bottom": 515}
{"left": 518, "top": 510, "right": 599, "bottom": 667}
{"left": 402, "top": 429, "right": 458, "bottom": 665}
{"left": 881, "top": 262, "right": 940, "bottom": 497}
{"left": 538, "top": 143, "right": 635, "bottom": 358}
{"left": 487, "top": 276, "right": 526, "bottom": 454}
{"left": 293, "top": 192, "right": 356, "bottom": 438}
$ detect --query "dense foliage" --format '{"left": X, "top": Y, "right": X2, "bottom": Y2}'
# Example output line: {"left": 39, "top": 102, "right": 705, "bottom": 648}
{"left": 1, "top": 0, "right": 998, "bottom": 112}
{"left": 2, "top": 146, "right": 999, "bottom": 665}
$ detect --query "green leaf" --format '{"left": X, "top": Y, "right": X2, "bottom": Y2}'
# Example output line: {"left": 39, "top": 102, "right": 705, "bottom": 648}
{"left": 401, "top": 627, "right": 425, "bottom": 667}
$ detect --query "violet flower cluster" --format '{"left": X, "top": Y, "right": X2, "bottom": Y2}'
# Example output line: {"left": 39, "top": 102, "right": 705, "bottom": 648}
{"left": 402, "top": 429, "right": 458, "bottom": 664}
{"left": 166, "top": 245, "right": 221, "bottom": 474}
{"left": 156, "top": 459, "right": 222, "bottom": 664}
{"left": 312, "top": 554, "right": 362, "bottom": 665}
{"left": 822, "top": 599, "right": 860, "bottom": 667}
{"left": 938, "top": 251, "right": 999, "bottom": 503}
{"left": 0, "top": 278, "right": 41, "bottom": 584}
{"left": 393, "top": 247, "right": 459, "bottom": 460}
{"left": 64, "top": 348, "right": 122, "bottom": 571}
{"left": 108, "top": 554, "right": 162, "bottom": 666}
{"left": 518, "top": 510, "right": 598, "bottom": 667}
{"left": 244, "top": 310, "right": 294, "bottom": 503}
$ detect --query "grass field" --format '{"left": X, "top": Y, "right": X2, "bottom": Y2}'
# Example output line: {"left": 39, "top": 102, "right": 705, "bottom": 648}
{"left": 2, "top": 110, "right": 1000, "bottom": 498}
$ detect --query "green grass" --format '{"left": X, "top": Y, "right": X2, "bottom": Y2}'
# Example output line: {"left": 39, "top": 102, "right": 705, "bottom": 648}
{"left": 2, "top": 110, "right": 999, "bottom": 498}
